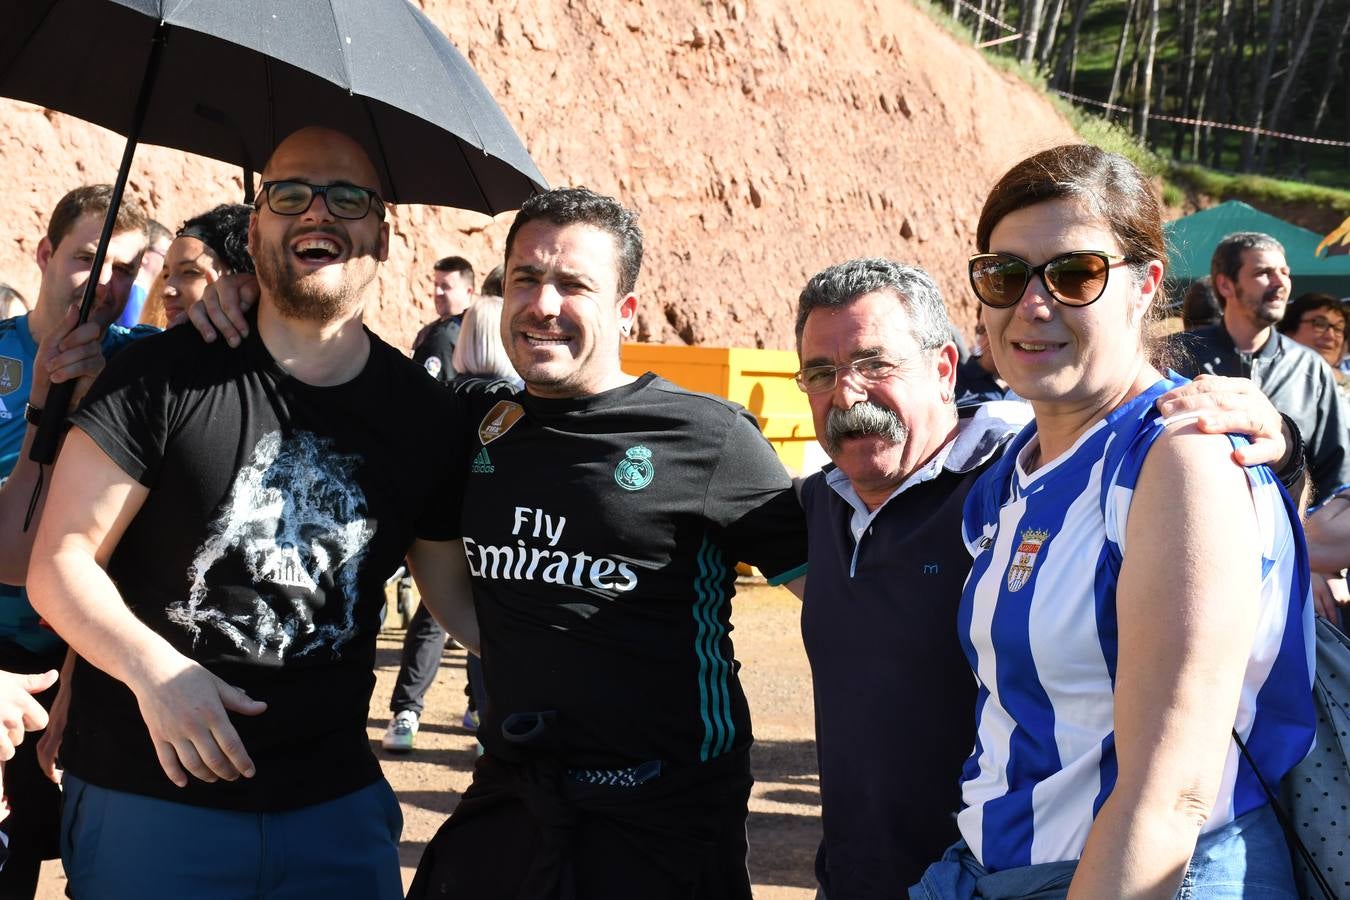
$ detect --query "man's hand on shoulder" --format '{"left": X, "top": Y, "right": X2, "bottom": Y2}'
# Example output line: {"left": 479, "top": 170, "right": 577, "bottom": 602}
{"left": 1156, "top": 374, "right": 1287, "bottom": 468}
{"left": 184, "top": 273, "right": 260, "bottom": 348}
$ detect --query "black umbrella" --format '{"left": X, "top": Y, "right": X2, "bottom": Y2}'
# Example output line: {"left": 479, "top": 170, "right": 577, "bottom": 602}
{"left": 0, "top": 0, "right": 548, "bottom": 461}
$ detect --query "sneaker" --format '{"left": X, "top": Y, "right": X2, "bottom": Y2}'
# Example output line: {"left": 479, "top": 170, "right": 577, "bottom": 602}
{"left": 382, "top": 710, "right": 419, "bottom": 753}
{"left": 462, "top": 707, "right": 480, "bottom": 730}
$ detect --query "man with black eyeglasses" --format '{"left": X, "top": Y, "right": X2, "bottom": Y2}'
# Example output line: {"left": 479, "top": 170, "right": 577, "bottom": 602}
{"left": 27, "top": 127, "right": 479, "bottom": 898}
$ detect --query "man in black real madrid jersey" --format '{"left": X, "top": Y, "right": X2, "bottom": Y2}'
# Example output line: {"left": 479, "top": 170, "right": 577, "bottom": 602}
{"left": 409, "top": 188, "right": 808, "bottom": 900}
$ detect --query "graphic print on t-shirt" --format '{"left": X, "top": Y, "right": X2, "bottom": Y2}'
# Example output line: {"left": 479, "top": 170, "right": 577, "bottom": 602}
{"left": 171, "top": 430, "right": 375, "bottom": 662}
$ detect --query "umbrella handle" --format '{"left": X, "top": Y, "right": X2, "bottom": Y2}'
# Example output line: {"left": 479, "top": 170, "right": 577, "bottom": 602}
{"left": 29, "top": 380, "right": 75, "bottom": 465}
{"left": 27, "top": 22, "right": 170, "bottom": 466}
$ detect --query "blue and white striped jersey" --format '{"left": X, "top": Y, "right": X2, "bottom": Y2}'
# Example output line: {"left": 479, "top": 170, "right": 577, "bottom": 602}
{"left": 956, "top": 376, "right": 1315, "bottom": 872}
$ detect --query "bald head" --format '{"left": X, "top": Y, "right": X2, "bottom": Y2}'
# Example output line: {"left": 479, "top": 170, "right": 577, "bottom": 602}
{"left": 261, "top": 127, "right": 382, "bottom": 195}
{"left": 249, "top": 126, "right": 390, "bottom": 325}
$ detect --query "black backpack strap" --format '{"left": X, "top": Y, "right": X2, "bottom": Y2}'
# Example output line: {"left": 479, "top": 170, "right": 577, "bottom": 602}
{"left": 1231, "top": 728, "right": 1336, "bottom": 899}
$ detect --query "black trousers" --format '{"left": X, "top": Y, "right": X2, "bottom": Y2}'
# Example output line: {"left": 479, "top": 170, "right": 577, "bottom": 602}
{"left": 389, "top": 603, "right": 448, "bottom": 716}
{"left": 409, "top": 749, "right": 754, "bottom": 900}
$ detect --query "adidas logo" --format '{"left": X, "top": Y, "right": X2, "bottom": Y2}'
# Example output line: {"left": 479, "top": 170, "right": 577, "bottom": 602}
{"left": 471, "top": 447, "right": 494, "bottom": 474}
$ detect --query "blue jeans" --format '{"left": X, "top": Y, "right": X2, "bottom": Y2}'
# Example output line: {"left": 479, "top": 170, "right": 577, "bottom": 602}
{"left": 909, "top": 804, "right": 1297, "bottom": 899}
{"left": 61, "top": 775, "right": 404, "bottom": 899}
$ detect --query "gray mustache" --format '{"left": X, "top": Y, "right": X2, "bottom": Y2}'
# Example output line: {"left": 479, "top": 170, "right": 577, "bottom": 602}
{"left": 825, "top": 402, "right": 907, "bottom": 453}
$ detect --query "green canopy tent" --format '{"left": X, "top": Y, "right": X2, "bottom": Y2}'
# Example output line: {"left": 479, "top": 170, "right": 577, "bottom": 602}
{"left": 1164, "top": 200, "right": 1350, "bottom": 304}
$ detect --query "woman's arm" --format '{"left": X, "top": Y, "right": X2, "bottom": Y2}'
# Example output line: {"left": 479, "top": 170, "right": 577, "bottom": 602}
{"left": 1069, "top": 424, "right": 1264, "bottom": 899}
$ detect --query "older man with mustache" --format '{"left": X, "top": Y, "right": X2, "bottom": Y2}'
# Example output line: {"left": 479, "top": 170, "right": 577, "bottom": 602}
{"left": 794, "top": 258, "right": 1304, "bottom": 900}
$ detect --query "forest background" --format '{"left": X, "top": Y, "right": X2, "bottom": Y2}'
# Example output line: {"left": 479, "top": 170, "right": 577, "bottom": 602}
{"left": 949, "top": 0, "right": 1350, "bottom": 214}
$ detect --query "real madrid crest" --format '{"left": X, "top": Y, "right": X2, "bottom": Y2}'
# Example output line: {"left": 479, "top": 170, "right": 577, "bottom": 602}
{"left": 1006, "top": 527, "right": 1048, "bottom": 592}
{"left": 0, "top": 357, "right": 22, "bottom": 397}
{"left": 614, "top": 446, "right": 654, "bottom": 491}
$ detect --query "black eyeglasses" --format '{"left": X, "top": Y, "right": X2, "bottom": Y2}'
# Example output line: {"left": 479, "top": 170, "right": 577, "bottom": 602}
{"left": 257, "top": 180, "right": 385, "bottom": 221}
{"left": 1301, "top": 316, "right": 1346, "bottom": 339}
{"left": 794, "top": 354, "right": 902, "bottom": 394}
{"left": 968, "top": 250, "right": 1131, "bottom": 309}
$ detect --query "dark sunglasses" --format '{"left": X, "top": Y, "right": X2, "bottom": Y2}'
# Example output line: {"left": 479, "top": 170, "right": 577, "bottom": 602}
{"left": 968, "top": 250, "right": 1130, "bottom": 309}
{"left": 257, "top": 180, "right": 386, "bottom": 221}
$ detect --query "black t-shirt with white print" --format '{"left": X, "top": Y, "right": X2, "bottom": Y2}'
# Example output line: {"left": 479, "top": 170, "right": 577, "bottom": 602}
{"left": 64, "top": 320, "right": 468, "bottom": 811}
{"left": 460, "top": 373, "right": 807, "bottom": 772}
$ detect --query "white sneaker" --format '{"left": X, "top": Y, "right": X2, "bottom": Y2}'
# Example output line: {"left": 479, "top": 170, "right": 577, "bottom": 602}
{"left": 382, "top": 710, "right": 419, "bottom": 753}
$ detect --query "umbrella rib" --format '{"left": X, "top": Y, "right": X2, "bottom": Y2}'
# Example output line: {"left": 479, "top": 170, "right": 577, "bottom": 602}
{"left": 265, "top": 55, "right": 277, "bottom": 165}
{"left": 324, "top": 1, "right": 355, "bottom": 91}
{"left": 396, "top": 4, "right": 495, "bottom": 211}
{"left": 360, "top": 101, "right": 399, "bottom": 204}
{"left": 449, "top": 125, "right": 494, "bottom": 213}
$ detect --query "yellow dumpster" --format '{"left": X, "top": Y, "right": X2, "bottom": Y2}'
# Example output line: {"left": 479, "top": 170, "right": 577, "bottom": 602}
{"left": 620, "top": 344, "right": 821, "bottom": 476}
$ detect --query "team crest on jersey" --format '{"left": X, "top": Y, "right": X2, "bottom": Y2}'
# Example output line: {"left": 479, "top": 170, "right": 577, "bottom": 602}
{"left": 0, "top": 357, "right": 22, "bottom": 396}
{"left": 423, "top": 356, "right": 442, "bottom": 379}
{"left": 1006, "top": 528, "right": 1049, "bottom": 593}
{"left": 614, "top": 446, "right": 654, "bottom": 491}
{"left": 478, "top": 401, "right": 525, "bottom": 446}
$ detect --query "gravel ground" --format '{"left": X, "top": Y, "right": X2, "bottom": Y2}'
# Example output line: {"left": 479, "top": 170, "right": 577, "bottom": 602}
{"left": 37, "top": 582, "right": 820, "bottom": 898}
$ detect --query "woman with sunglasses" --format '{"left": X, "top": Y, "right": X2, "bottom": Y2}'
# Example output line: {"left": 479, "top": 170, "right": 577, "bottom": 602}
{"left": 911, "top": 145, "right": 1315, "bottom": 899}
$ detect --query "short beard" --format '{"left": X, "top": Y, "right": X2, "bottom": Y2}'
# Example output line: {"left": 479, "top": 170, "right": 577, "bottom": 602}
{"left": 256, "top": 241, "right": 376, "bottom": 324}
{"left": 1241, "top": 287, "right": 1285, "bottom": 326}
{"left": 1255, "top": 302, "right": 1283, "bottom": 325}
{"left": 825, "top": 401, "right": 908, "bottom": 456}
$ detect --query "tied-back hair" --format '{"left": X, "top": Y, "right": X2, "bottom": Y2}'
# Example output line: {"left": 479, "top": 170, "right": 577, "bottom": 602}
{"left": 138, "top": 203, "right": 253, "bottom": 329}
{"left": 178, "top": 204, "right": 255, "bottom": 275}
{"left": 452, "top": 295, "right": 517, "bottom": 382}
{"left": 976, "top": 145, "right": 1174, "bottom": 369}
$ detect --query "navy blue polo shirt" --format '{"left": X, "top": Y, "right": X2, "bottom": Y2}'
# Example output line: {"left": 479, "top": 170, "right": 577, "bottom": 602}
{"left": 801, "top": 405, "right": 1025, "bottom": 897}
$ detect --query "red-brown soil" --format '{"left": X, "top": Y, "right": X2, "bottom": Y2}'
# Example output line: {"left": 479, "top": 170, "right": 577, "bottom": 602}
{"left": 0, "top": 1, "right": 1076, "bottom": 350}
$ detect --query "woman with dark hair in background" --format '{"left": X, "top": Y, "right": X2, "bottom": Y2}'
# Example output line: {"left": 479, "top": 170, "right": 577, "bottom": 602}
{"left": 139, "top": 204, "right": 253, "bottom": 328}
{"left": 912, "top": 145, "right": 1314, "bottom": 899}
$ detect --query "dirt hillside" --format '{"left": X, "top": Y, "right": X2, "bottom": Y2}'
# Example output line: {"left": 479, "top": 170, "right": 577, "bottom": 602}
{"left": 0, "top": 0, "right": 1077, "bottom": 350}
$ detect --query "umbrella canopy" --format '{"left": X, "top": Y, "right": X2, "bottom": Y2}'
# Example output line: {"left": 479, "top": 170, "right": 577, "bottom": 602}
{"left": 0, "top": 0, "right": 548, "bottom": 212}
{"left": 1165, "top": 200, "right": 1350, "bottom": 300}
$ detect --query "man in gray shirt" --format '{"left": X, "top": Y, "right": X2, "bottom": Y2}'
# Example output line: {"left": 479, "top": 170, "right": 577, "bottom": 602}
{"left": 1174, "top": 231, "right": 1350, "bottom": 503}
